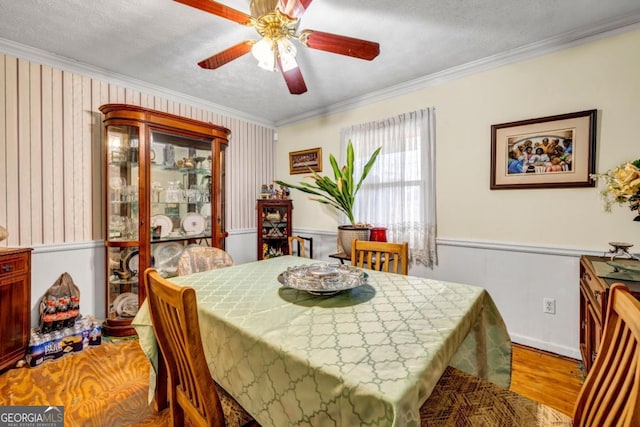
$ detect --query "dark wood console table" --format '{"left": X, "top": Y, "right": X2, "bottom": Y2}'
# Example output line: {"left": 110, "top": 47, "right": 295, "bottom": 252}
{"left": 579, "top": 255, "right": 640, "bottom": 372}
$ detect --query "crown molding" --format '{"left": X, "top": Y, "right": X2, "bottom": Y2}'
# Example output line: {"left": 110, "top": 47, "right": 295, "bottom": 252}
{"left": 2, "top": 11, "right": 639, "bottom": 130}
{"left": 275, "top": 15, "right": 640, "bottom": 127}
{"left": 0, "top": 37, "right": 277, "bottom": 129}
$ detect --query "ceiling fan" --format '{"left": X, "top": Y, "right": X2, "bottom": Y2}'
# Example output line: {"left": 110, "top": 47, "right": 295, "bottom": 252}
{"left": 175, "top": 0, "right": 380, "bottom": 95}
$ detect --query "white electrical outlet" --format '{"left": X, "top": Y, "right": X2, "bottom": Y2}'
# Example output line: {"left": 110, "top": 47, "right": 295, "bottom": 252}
{"left": 543, "top": 298, "right": 556, "bottom": 314}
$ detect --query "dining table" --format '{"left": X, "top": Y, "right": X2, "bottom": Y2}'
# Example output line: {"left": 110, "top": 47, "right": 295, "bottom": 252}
{"left": 133, "top": 255, "right": 512, "bottom": 427}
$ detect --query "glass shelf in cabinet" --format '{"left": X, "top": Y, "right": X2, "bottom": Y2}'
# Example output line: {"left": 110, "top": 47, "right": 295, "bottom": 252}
{"left": 151, "top": 201, "right": 208, "bottom": 206}
{"left": 151, "top": 232, "right": 211, "bottom": 243}
{"left": 151, "top": 164, "right": 211, "bottom": 175}
{"left": 108, "top": 278, "right": 139, "bottom": 285}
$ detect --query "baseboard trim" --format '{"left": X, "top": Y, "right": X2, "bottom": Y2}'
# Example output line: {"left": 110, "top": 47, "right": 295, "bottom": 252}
{"left": 510, "top": 332, "right": 581, "bottom": 360}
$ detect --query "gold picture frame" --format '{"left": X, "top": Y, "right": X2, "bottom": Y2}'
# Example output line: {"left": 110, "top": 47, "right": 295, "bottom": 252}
{"left": 289, "top": 147, "right": 322, "bottom": 175}
{"left": 490, "top": 109, "right": 597, "bottom": 189}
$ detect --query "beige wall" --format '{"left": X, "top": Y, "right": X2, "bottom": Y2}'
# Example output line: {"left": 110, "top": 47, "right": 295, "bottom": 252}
{"left": 277, "top": 29, "right": 640, "bottom": 251}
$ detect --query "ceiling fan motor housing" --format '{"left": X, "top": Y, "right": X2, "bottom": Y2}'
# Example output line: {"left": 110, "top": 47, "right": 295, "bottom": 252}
{"left": 250, "top": 0, "right": 280, "bottom": 18}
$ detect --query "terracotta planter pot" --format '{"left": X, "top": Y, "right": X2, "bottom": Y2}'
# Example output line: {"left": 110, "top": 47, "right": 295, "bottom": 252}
{"left": 338, "top": 225, "right": 370, "bottom": 255}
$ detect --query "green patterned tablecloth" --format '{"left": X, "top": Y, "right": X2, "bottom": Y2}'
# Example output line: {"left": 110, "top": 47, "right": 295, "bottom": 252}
{"left": 133, "top": 256, "right": 511, "bottom": 427}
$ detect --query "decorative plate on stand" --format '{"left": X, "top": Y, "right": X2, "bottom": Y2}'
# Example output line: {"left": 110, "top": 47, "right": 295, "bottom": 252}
{"left": 182, "top": 212, "right": 205, "bottom": 235}
{"left": 151, "top": 215, "right": 173, "bottom": 237}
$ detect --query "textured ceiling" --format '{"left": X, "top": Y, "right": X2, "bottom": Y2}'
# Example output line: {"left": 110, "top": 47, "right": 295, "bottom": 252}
{"left": 1, "top": 0, "right": 639, "bottom": 126}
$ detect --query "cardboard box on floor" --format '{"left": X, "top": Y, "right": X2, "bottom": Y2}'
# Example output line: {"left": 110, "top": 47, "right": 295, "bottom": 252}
{"left": 26, "top": 316, "right": 102, "bottom": 367}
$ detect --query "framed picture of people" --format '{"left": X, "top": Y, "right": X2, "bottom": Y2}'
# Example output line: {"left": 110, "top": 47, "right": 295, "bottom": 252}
{"left": 289, "top": 147, "right": 322, "bottom": 175}
{"left": 490, "top": 109, "right": 597, "bottom": 189}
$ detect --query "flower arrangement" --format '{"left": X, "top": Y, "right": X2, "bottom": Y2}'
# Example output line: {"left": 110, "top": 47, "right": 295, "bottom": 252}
{"left": 591, "top": 159, "right": 640, "bottom": 219}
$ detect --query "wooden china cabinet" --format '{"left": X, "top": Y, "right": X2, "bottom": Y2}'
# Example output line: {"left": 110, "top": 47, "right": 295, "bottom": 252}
{"left": 579, "top": 255, "right": 640, "bottom": 372}
{"left": 100, "top": 104, "right": 230, "bottom": 336}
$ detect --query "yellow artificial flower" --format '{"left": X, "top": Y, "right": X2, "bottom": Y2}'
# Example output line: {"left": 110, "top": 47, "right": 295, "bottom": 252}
{"left": 592, "top": 159, "right": 640, "bottom": 213}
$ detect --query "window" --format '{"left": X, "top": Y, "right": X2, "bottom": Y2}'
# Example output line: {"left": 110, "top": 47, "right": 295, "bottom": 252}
{"left": 340, "top": 108, "right": 437, "bottom": 267}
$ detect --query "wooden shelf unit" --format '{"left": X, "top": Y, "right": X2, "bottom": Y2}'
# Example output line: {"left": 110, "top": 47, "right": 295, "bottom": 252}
{"left": 257, "top": 199, "right": 292, "bottom": 260}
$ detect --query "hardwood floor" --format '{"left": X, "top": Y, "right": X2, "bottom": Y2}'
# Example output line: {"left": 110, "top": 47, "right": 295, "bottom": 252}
{"left": 511, "top": 343, "right": 584, "bottom": 416}
{"left": 0, "top": 340, "right": 583, "bottom": 425}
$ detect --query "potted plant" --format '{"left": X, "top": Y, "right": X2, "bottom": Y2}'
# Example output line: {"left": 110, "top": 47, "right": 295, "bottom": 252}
{"left": 276, "top": 140, "right": 381, "bottom": 253}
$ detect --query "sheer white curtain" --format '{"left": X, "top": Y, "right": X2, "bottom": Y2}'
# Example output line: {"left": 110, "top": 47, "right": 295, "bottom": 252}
{"left": 340, "top": 108, "right": 437, "bottom": 267}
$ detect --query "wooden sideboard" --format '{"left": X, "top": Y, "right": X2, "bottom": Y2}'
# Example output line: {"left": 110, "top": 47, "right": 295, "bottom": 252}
{"left": 0, "top": 247, "right": 32, "bottom": 371}
{"left": 579, "top": 255, "right": 640, "bottom": 372}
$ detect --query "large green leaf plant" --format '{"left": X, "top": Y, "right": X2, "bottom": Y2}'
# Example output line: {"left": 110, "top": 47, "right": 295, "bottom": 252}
{"left": 276, "top": 141, "right": 381, "bottom": 225}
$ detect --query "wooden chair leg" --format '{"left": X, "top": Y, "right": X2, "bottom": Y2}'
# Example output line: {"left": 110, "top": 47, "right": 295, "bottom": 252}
{"left": 153, "top": 350, "right": 169, "bottom": 412}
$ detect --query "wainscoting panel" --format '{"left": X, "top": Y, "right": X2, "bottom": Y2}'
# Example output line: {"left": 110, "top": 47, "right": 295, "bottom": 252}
{"left": 420, "top": 240, "right": 583, "bottom": 359}
{"left": 30, "top": 241, "right": 105, "bottom": 327}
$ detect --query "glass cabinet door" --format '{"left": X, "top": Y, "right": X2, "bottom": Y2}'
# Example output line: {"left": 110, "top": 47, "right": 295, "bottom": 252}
{"left": 100, "top": 103, "right": 230, "bottom": 337}
{"left": 149, "top": 130, "right": 213, "bottom": 277}
{"left": 105, "top": 125, "right": 140, "bottom": 332}
{"left": 219, "top": 144, "right": 226, "bottom": 249}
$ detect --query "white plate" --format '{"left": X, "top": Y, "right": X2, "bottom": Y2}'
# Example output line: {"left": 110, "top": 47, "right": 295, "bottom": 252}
{"left": 154, "top": 242, "right": 184, "bottom": 272}
{"left": 181, "top": 212, "right": 205, "bottom": 235}
{"left": 151, "top": 215, "right": 173, "bottom": 237}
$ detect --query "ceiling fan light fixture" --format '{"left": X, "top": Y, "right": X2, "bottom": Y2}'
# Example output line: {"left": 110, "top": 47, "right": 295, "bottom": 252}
{"left": 252, "top": 37, "right": 277, "bottom": 71}
{"left": 252, "top": 35, "right": 297, "bottom": 72}
{"left": 277, "top": 38, "right": 297, "bottom": 72}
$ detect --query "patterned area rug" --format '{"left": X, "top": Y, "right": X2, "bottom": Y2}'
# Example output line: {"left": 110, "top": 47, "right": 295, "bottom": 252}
{"left": 420, "top": 366, "right": 573, "bottom": 426}
{"left": 0, "top": 340, "right": 169, "bottom": 427}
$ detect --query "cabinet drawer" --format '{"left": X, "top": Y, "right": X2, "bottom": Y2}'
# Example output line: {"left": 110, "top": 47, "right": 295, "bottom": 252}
{"left": 0, "top": 254, "right": 29, "bottom": 278}
{"left": 580, "top": 262, "right": 605, "bottom": 307}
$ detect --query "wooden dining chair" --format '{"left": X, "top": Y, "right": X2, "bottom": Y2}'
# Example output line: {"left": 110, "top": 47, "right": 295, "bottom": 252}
{"left": 288, "top": 235, "right": 307, "bottom": 257}
{"left": 144, "top": 268, "right": 257, "bottom": 427}
{"left": 419, "top": 283, "right": 640, "bottom": 426}
{"left": 351, "top": 239, "right": 409, "bottom": 275}
{"left": 176, "top": 245, "right": 234, "bottom": 276}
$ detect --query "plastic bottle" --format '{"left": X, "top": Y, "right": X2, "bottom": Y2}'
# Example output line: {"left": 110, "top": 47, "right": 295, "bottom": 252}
{"left": 67, "top": 296, "right": 80, "bottom": 327}
{"left": 56, "top": 297, "right": 69, "bottom": 331}
{"left": 41, "top": 300, "right": 57, "bottom": 334}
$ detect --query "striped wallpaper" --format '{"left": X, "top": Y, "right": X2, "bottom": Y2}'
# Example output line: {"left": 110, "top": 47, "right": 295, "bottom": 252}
{"left": 0, "top": 53, "right": 276, "bottom": 247}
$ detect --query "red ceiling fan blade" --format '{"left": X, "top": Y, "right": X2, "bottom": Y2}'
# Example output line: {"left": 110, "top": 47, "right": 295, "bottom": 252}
{"left": 198, "top": 41, "right": 255, "bottom": 69}
{"left": 174, "top": 0, "right": 253, "bottom": 25}
{"left": 277, "top": 0, "right": 313, "bottom": 18}
{"left": 299, "top": 30, "right": 380, "bottom": 60}
{"left": 278, "top": 57, "right": 307, "bottom": 95}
